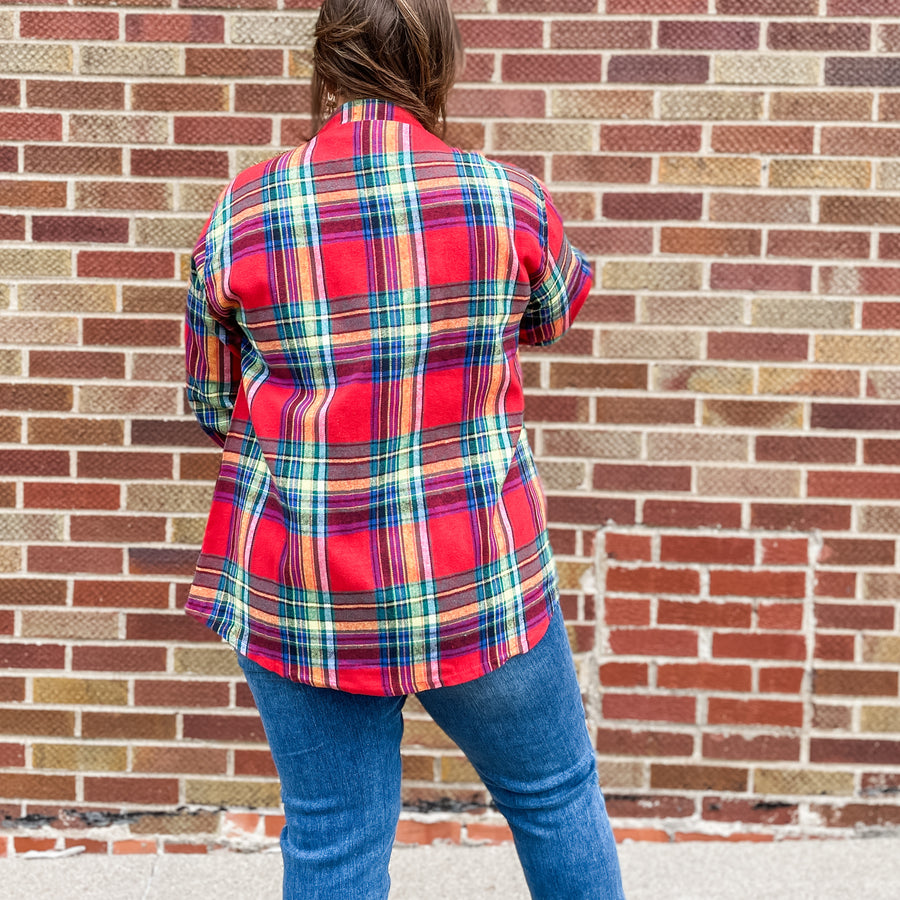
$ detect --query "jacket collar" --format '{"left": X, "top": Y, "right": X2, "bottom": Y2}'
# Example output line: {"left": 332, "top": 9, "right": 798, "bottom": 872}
{"left": 324, "top": 98, "right": 422, "bottom": 130}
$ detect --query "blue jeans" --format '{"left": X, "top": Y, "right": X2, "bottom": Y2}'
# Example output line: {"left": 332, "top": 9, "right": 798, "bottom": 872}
{"left": 237, "top": 610, "right": 624, "bottom": 900}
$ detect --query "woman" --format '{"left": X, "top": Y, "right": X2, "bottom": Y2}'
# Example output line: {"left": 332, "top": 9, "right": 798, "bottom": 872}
{"left": 185, "top": 0, "right": 625, "bottom": 896}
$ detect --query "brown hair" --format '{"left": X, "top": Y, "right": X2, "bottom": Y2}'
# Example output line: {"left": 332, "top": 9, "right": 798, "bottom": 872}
{"left": 311, "top": 0, "right": 463, "bottom": 136}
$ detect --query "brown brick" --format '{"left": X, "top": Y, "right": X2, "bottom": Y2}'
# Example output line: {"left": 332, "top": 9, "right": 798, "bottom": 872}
{"left": 502, "top": 53, "right": 603, "bottom": 84}
{"left": 608, "top": 55, "right": 709, "bottom": 84}
{"left": 661, "top": 227, "right": 760, "bottom": 256}
{"left": 549, "top": 363, "right": 646, "bottom": 390}
{"left": 651, "top": 764, "right": 748, "bottom": 792}
{"left": 711, "top": 193, "right": 810, "bottom": 223}
{"left": 0, "top": 644, "right": 65, "bottom": 669}
{"left": 132, "top": 82, "right": 228, "bottom": 112}
{"left": 0, "top": 449, "right": 69, "bottom": 477}
{"left": 826, "top": 58, "right": 900, "bottom": 87}
{"left": 82, "top": 712, "right": 176, "bottom": 741}
{"left": 133, "top": 746, "right": 227, "bottom": 775}
{"left": 812, "top": 403, "right": 900, "bottom": 432}
{"left": 767, "top": 230, "right": 869, "bottom": 259}
{"left": 70, "top": 515, "right": 166, "bottom": 544}
{"left": 593, "top": 464, "right": 691, "bottom": 492}
{"left": 77, "top": 451, "right": 172, "bottom": 480}
{"left": 175, "top": 116, "right": 272, "bottom": 146}
{"left": 704, "top": 400, "right": 802, "bottom": 430}
{"left": 0, "top": 578, "right": 67, "bottom": 607}
{"left": 76, "top": 181, "right": 172, "bottom": 211}
{"left": 27, "top": 79, "right": 124, "bottom": 110}
{"left": 28, "top": 546, "right": 123, "bottom": 575}
{"left": 811, "top": 738, "right": 900, "bottom": 766}
{"left": 131, "top": 149, "right": 229, "bottom": 179}
{"left": 602, "top": 125, "right": 702, "bottom": 153}
{"left": 33, "top": 215, "right": 129, "bottom": 244}
{"left": 712, "top": 264, "right": 812, "bottom": 292}
{"left": 823, "top": 126, "right": 900, "bottom": 157}
{"left": 0, "top": 774, "right": 75, "bottom": 802}
{"left": 456, "top": 18, "right": 543, "bottom": 48}
{"left": 28, "top": 418, "right": 123, "bottom": 447}
{"left": 769, "top": 22, "right": 870, "bottom": 52}
{"left": 757, "top": 436, "right": 855, "bottom": 464}
{"left": 551, "top": 20, "right": 651, "bottom": 49}
{"left": 816, "top": 669, "right": 898, "bottom": 696}
{"left": 771, "top": 91, "right": 873, "bottom": 121}
{"left": 126, "top": 13, "right": 223, "bottom": 42}
{"left": 0, "top": 709, "right": 74, "bottom": 738}
{"left": 24, "top": 146, "right": 122, "bottom": 176}
{"left": 553, "top": 155, "right": 652, "bottom": 184}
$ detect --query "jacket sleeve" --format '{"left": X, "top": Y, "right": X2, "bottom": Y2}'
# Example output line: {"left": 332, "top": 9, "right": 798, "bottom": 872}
{"left": 519, "top": 185, "right": 593, "bottom": 347}
{"left": 185, "top": 216, "right": 241, "bottom": 449}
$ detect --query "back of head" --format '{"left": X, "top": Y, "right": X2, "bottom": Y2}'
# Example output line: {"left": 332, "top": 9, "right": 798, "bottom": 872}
{"left": 311, "top": 0, "right": 463, "bottom": 136}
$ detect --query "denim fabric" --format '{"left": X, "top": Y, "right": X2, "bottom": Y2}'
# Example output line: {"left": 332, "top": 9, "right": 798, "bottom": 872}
{"left": 238, "top": 609, "right": 625, "bottom": 900}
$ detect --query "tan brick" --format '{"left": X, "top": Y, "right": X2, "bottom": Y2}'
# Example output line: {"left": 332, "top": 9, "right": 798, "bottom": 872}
{"left": 172, "top": 516, "right": 212, "bottom": 544}
{"left": 771, "top": 91, "right": 873, "bottom": 122}
{"left": 864, "top": 574, "right": 900, "bottom": 602}
{"left": 76, "top": 181, "right": 173, "bottom": 211}
{"left": 440, "top": 756, "right": 480, "bottom": 783}
{"left": 70, "top": 115, "right": 168, "bottom": 144}
{"left": 556, "top": 560, "right": 592, "bottom": 591}
{"left": 133, "top": 351, "right": 184, "bottom": 383}
{"left": 754, "top": 769, "right": 853, "bottom": 796}
{"left": 401, "top": 754, "right": 435, "bottom": 782}
{"left": 660, "top": 91, "right": 762, "bottom": 121}
{"left": 860, "top": 706, "right": 900, "bottom": 733}
{"left": 642, "top": 295, "right": 745, "bottom": 326}
{"left": 288, "top": 49, "right": 314, "bottom": 79}
{"left": 234, "top": 149, "right": 278, "bottom": 174}
{"left": 600, "top": 330, "right": 701, "bottom": 360}
{"left": 654, "top": 364, "right": 753, "bottom": 395}
{"left": 0, "top": 44, "right": 72, "bottom": 74}
{"left": 185, "top": 779, "right": 280, "bottom": 808}
{"left": 403, "top": 718, "right": 457, "bottom": 749}
{"left": 698, "top": 467, "right": 801, "bottom": 498}
{"left": 859, "top": 506, "right": 900, "bottom": 534}
{"left": 79, "top": 386, "right": 179, "bottom": 416}
{"left": 18, "top": 283, "right": 116, "bottom": 313}
{"left": 0, "top": 514, "right": 63, "bottom": 542}
{"left": 862, "top": 635, "right": 900, "bottom": 664}
{"left": 769, "top": 160, "right": 870, "bottom": 189}
{"left": 0, "top": 546, "right": 21, "bottom": 573}
{"left": 33, "top": 743, "right": 127, "bottom": 772}
{"left": 603, "top": 262, "right": 702, "bottom": 292}
{"left": 122, "top": 285, "right": 185, "bottom": 315}
{"left": 714, "top": 55, "right": 819, "bottom": 86}
{"left": 128, "top": 483, "right": 213, "bottom": 514}
{"left": 704, "top": 401, "right": 803, "bottom": 430}
{"left": 551, "top": 89, "right": 652, "bottom": 120}
{"left": 494, "top": 122, "right": 593, "bottom": 153}
{"left": 816, "top": 335, "right": 900, "bottom": 366}
{"left": 0, "top": 349, "right": 22, "bottom": 376}
{"left": 596, "top": 761, "right": 645, "bottom": 789}
{"left": 231, "top": 15, "right": 315, "bottom": 46}
{"left": 0, "top": 315, "right": 78, "bottom": 345}
{"left": 535, "top": 461, "right": 586, "bottom": 491}
{"left": 80, "top": 46, "right": 179, "bottom": 77}
{"left": 878, "top": 162, "right": 900, "bottom": 190}
{"left": 752, "top": 299, "right": 853, "bottom": 330}
{"left": 178, "top": 183, "right": 225, "bottom": 213}
{"left": 0, "top": 284, "right": 8, "bottom": 309}
{"left": 868, "top": 372, "right": 900, "bottom": 400}
{"left": 136, "top": 217, "right": 206, "bottom": 248}
{"left": 21, "top": 611, "right": 119, "bottom": 640}
{"left": 660, "top": 157, "right": 760, "bottom": 187}
{"left": 33, "top": 678, "right": 128, "bottom": 706}
{"left": 647, "top": 432, "right": 749, "bottom": 462}
{"left": 542, "top": 429, "right": 641, "bottom": 460}
{"left": 174, "top": 647, "right": 242, "bottom": 676}
{"left": 0, "top": 249, "right": 71, "bottom": 279}
{"left": 759, "top": 368, "right": 860, "bottom": 398}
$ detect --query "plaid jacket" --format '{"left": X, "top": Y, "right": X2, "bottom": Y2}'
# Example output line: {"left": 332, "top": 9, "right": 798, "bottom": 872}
{"left": 185, "top": 100, "right": 591, "bottom": 695}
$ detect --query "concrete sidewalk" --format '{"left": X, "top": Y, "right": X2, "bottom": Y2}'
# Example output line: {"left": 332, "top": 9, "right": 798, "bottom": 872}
{"left": 2, "top": 837, "right": 900, "bottom": 899}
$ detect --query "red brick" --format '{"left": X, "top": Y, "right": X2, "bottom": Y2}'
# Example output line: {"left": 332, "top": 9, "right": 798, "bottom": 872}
{"left": 0, "top": 113, "right": 62, "bottom": 142}
{"left": 823, "top": 126, "right": 900, "bottom": 157}
{"left": 27, "top": 80, "right": 124, "bottom": 110}
{"left": 174, "top": 116, "right": 272, "bottom": 146}
{"left": 551, "top": 20, "right": 651, "bottom": 49}
{"left": 0, "top": 215, "right": 25, "bottom": 240}
{"left": 0, "top": 644, "right": 65, "bottom": 669}
{"left": 0, "top": 181, "right": 67, "bottom": 209}
{"left": 769, "top": 22, "right": 870, "bottom": 52}
{"left": 0, "top": 449, "right": 70, "bottom": 477}
{"left": 70, "top": 515, "right": 166, "bottom": 544}
{"left": 553, "top": 155, "right": 652, "bottom": 184}
{"left": 659, "top": 21, "right": 759, "bottom": 50}
{"left": 0, "top": 579, "right": 67, "bottom": 607}
{"left": 658, "top": 663, "right": 752, "bottom": 691}
{"left": 815, "top": 634, "right": 855, "bottom": 661}
{"left": 760, "top": 538, "right": 809, "bottom": 566}
{"left": 812, "top": 404, "right": 900, "bottom": 432}
{"left": 751, "top": 503, "right": 851, "bottom": 531}
{"left": 811, "top": 737, "right": 900, "bottom": 765}
{"left": 593, "top": 464, "right": 691, "bottom": 493}
{"left": 132, "top": 419, "right": 210, "bottom": 447}
{"left": 702, "top": 796, "right": 797, "bottom": 825}
{"left": 660, "top": 536, "right": 754, "bottom": 565}
{"left": 0, "top": 79, "right": 19, "bottom": 106}
{"left": 0, "top": 679, "right": 26, "bottom": 703}
{"left": 710, "top": 264, "right": 812, "bottom": 292}
{"left": 821, "top": 196, "right": 900, "bottom": 227}
{"left": 861, "top": 773, "right": 900, "bottom": 795}
{"left": 234, "top": 750, "right": 278, "bottom": 777}
{"left": 185, "top": 48, "right": 283, "bottom": 77}
{"left": 816, "top": 803, "right": 900, "bottom": 829}
{"left": 134, "top": 680, "right": 229, "bottom": 708}
{"left": 131, "top": 149, "right": 229, "bottom": 178}
{"left": 826, "top": 58, "right": 900, "bottom": 87}
{"left": 30, "top": 351, "right": 125, "bottom": 380}
{"left": 29, "top": 546, "right": 123, "bottom": 575}
{"left": 126, "top": 13, "right": 223, "bottom": 42}
{"left": 0, "top": 775, "right": 75, "bottom": 802}
{"left": 814, "top": 571, "right": 856, "bottom": 599}
{"left": 596, "top": 728, "right": 694, "bottom": 757}
{"left": 758, "top": 667, "right": 805, "bottom": 693}
{"left": 605, "top": 628, "right": 697, "bottom": 661}
{"left": 502, "top": 53, "right": 603, "bottom": 84}
{"left": 599, "top": 662, "right": 649, "bottom": 687}
{"left": 73, "top": 580, "right": 169, "bottom": 610}
{"left": 713, "top": 632, "right": 806, "bottom": 660}
{"left": 602, "top": 125, "right": 702, "bottom": 153}
{"left": 605, "top": 533, "right": 652, "bottom": 562}
{"left": 708, "top": 698, "right": 803, "bottom": 728}
{"left": 126, "top": 614, "right": 216, "bottom": 643}
{"left": 182, "top": 714, "right": 266, "bottom": 742}
{"left": 863, "top": 301, "right": 900, "bottom": 328}
{"left": 457, "top": 19, "right": 543, "bottom": 48}
{"left": 821, "top": 538, "right": 895, "bottom": 567}
{"left": 659, "top": 600, "right": 752, "bottom": 629}
{"left": 756, "top": 436, "right": 855, "bottom": 465}
{"left": 597, "top": 398, "right": 695, "bottom": 425}
{"left": 33, "top": 216, "right": 129, "bottom": 244}
{"left": 607, "top": 55, "right": 709, "bottom": 84}
{"left": 607, "top": 566, "right": 699, "bottom": 595}
{"left": 815, "top": 602, "right": 894, "bottom": 630}
{"left": 26, "top": 146, "right": 122, "bottom": 177}
{"left": 78, "top": 251, "right": 174, "bottom": 280}
{"left": 817, "top": 669, "right": 897, "bottom": 696}
{"left": 82, "top": 317, "right": 181, "bottom": 348}
{"left": 711, "top": 570, "right": 808, "bottom": 600}
{"left": 24, "top": 482, "right": 120, "bottom": 510}
{"left": 20, "top": 11, "right": 119, "bottom": 40}
{"left": 84, "top": 777, "right": 179, "bottom": 805}
{"left": 73, "top": 646, "right": 168, "bottom": 672}
{"left": 712, "top": 125, "right": 815, "bottom": 155}
{"left": 602, "top": 694, "right": 697, "bottom": 724}
{"left": 643, "top": 501, "right": 742, "bottom": 530}
{"left": 77, "top": 451, "right": 172, "bottom": 480}
{"left": 661, "top": 227, "right": 761, "bottom": 257}
{"left": 609, "top": 0, "right": 707, "bottom": 10}
{"left": 757, "top": 602, "right": 804, "bottom": 630}
{"left": 702, "top": 733, "right": 800, "bottom": 761}
{"left": 823, "top": 265, "right": 900, "bottom": 296}
{"left": 604, "top": 598, "right": 651, "bottom": 626}
{"left": 603, "top": 192, "right": 702, "bottom": 222}
{"left": 767, "top": 229, "right": 869, "bottom": 259}
{"left": 878, "top": 234, "right": 900, "bottom": 260}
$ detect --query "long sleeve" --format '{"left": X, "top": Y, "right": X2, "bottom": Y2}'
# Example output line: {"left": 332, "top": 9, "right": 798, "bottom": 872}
{"left": 185, "top": 231, "right": 241, "bottom": 448}
{"left": 519, "top": 187, "right": 592, "bottom": 347}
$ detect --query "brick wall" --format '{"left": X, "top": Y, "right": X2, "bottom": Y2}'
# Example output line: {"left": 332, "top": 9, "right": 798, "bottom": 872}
{"left": 1, "top": 0, "right": 899, "bottom": 854}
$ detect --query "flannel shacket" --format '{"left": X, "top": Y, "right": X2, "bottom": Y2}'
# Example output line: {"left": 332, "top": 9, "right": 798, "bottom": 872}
{"left": 185, "top": 99, "right": 591, "bottom": 695}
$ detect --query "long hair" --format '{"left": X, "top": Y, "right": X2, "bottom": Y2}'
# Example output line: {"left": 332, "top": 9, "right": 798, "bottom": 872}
{"left": 310, "top": 0, "right": 463, "bottom": 136}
